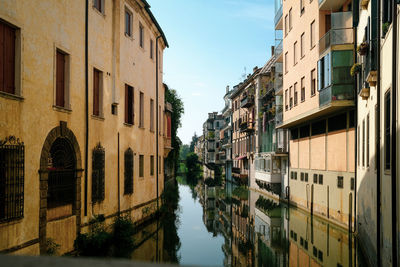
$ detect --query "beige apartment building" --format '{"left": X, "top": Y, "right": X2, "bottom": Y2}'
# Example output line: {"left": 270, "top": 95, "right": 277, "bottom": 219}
{"left": 0, "top": 0, "right": 168, "bottom": 255}
{"left": 279, "top": 0, "right": 355, "bottom": 228}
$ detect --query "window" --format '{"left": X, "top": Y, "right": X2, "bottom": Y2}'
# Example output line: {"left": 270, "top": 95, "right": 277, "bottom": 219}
{"left": 367, "top": 114, "right": 370, "bottom": 167}
{"left": 337, "top": 176, "right": 344, "bottom": 188}
{"left": 289, "top": 86, "right": 293, "bottom": 108}
{"left": 328, "top": 113, "right": 346, "bottom": 132}
{"left": 300, "top": 33, "right": 305, "bottom": 58}
{"left": 125, "top": 9, "right": 132, "bottom": 36}
{"left": 310, "top": 20, "right": 315, "bottom": 48}
{"left": 139, "top": 155, "right": 144, "bottom": 177}
{"left": 285, "top": 52, "right": 289, "bottom": 73}
{"left": 289, "top": 8, "right": 293, "bottom": 30}
{"left": 384, "top": 91, "right": 391, "bottom": 170}
{"left": 318, "top": 174, "right": 323, "bottom": 185}
{"left": 56, "top": 50, "right": 69, "bottom": 108}
{"left": 362, "top": 119, "right": 365, "bottom": 167}
{"left": 150, "top": 99, "right": 154, "bottom": 132}
{"left": 150, "top": 155, "right": 154, "bottom": 176}
{"left": 318, "top": 53, "right": 331, "bottom": 91}
{"left": 285, "top": 14, "right": 289, "bottom": 35}
{"left": 313, "top": 174, "right": 318, "bottom": 183}
{"left": 312, "top": 120, "right": 326, "bottom": 136}
{"left": 0, "top": 21, "right": 16, "bottom": 95}
{"left": 293, "top": 41, "right": 297, "bottom": 65}
{"left": 311, "top": 69, "right": 316, "bottom": 96}
{"left": 300, "top": 0, "right": 305, "bottom": 14}
{"left": 92, "top": 143, "right": 105, "bottom": 203}
{"left": 294, "top": 83, "right": 298, "bottom": 106}
{"left": 350, "top": 177, "right": 355, "bottom": 191}
{"left": 301, "top": 77, "right": 305, "bottom": 102}
{"left": 93, "top": 0, "right": 104, "bottom": 13}
{"left": 139, "top": 23, "right": 144, "bottom": 48}
{"left": 159, "top": 105, "right": 162, "bottom": 135}
{"left": 124, "top": 148, "right": 133, "bottom": 195}
{"left": 139, "top": 92, "right": 144, "bottom": 128}
{"left": 285, "top": 89, "right": 288, "bottom": 111}
{"left": 93, "top": 68, "right": 102, "bottom": 116}
{"left": 299, "top": 125, "right": 309, "bottom": 138}
{"left": 125, "top": 85, "right": 134, "bottom": 125}
{"left": 150, "top": 39, "right": 154, "bottom": 59}
{"left": 0, "top": 136, "right": 24, "bottom": 222}
{"left": 291, "top": 128, "right": 298, "bottom": 140}
{"left": 305, "top": 173, "right": 308, "bottom": 182}
{"left": 301, "top": 172, "right": 304, "bottom": 181}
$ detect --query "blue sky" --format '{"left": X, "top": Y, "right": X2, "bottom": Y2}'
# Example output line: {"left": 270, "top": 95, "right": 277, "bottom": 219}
{"left": 150, "top": 0, "right": 276, "bottom": 144}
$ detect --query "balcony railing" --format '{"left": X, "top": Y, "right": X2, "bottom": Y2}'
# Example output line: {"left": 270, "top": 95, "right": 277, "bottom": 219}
{"left": 319, "top": 83, "right": 354, "bottom": 107}
{"left": 240, "top": 95, "right": 255, "bottom": 108}
{"left": 240, "top": 120, "right": 255, "bottom": 133}
{"left": 275, "top": 105, "right": 283, "bottom": 125}
{"left": 319, "top": 28, "right": 353, "bottom": 55}
{"left": 274, "top": 40, "right": 283, "bottom": 58}
{"left": 232, "top": 167, "right": 241, "bottom": 174}
{"left": 274, "top": 3, "right": 283, "bottom": 26}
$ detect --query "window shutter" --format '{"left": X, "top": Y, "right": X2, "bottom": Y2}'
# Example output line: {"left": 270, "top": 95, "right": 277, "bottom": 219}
{"left": 131, "top": 87, "right": 134, "bottom": 124}
{"left": 125, "top": 85, "right": 129, "bottom": 123}
{"left": 0, "top": 22, "right": 15, "bottom": 94}
{"left": 93, "top": 69, "right": 100, "bottom": 116}
{"left": 0, "top": 23, "right": 4, "bottom": 92}
{"left": 56, "top": 51, "right": 65, "bottom": 107}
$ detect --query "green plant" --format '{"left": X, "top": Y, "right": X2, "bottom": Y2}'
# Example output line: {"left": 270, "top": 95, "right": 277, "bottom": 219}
{"left": 382, "top": 22, "right": 390, "bottom": 37}
{"left": 45, "top": 238, "right": 60, "bottom": 256}
{"left": 111, "top": 215, "right": 135, "bottom": 257}
{"left": 350, "top": 63, "right": 362, "bottom": 76}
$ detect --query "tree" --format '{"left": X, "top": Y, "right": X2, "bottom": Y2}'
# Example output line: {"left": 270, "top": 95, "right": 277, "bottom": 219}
{"left": 186, "top": 152, "right": 201, "bottom": 186}
{"left": 189, "top": 133, "right": 199, "bottom": 152}
{"left": 179, "top": 144, "right": 190, "bottom": 160}
{"left": 165, "top": 84, "right": 184, "bottom": 176}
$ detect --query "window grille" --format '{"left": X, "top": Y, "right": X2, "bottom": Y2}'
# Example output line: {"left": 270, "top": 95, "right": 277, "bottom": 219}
{"left": 92, "top": 143, "right": 105, "bottom": 203}
{"left": 0, "top": 136, "right": 24, "bottom": 222}
{"left": 124, "top": 148, "right": 133, "bottom": 195}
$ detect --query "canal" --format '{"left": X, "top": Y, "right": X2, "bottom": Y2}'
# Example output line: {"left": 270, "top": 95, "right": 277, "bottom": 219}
{"left": 132, "top": 178, "right": 367, "bottom": 266}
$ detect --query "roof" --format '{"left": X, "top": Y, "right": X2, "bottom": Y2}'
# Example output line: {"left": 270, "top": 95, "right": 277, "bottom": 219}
{"left": 142, "top": 0, "right": 169, "bottom": 48}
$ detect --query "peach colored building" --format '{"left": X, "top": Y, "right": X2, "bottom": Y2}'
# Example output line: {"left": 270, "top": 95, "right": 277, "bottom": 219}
{"left": 279, "top": 0, "right": 356, "bottom": 228}
{"left": 0, "top": 0, "right": 168, "bottom": 255}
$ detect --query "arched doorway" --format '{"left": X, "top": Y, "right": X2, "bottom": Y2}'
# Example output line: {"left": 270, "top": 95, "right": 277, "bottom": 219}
{"left": 39, "top": 121, "right": 82, "bottom": 254}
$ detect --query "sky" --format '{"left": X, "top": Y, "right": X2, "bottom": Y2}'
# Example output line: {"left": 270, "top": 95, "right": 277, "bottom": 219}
{"left": 150, "top": 0, "right": 276, "bottom": 144}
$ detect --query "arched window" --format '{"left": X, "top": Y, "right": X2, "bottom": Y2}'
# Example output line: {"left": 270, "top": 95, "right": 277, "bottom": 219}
{"left": 124, "top": 148, "right": 134, "bottom": 195}
{"left": 47, "top": 137, "right": 76, "bottom": 209}
{"left": 92, "top": 143, "right": 105, "bottom": 203}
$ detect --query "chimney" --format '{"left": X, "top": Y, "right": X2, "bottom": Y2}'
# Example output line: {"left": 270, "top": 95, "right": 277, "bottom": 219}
{"left": 271, "top": 46, "right": 275, "bottom": 56}
{"left": 253, "top": 66, "right": 258, "bottom": 73}
{"left": 226, "top": 85, "right": 230, "bottom": 94}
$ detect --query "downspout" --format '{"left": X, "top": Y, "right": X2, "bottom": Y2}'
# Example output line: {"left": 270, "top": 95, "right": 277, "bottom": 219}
{"left": 353, "top": 2, "right": 358, "bottom": 233}
{"left": 156, "top": 35, "right": 162, "bottom": 213}
{"left": 376, "top": 0, "right": 382, "bottom": 264}
{"left": 84, "top": 0, "right": 89, "bottom": 216}
{"left": 391, "top": 1, "right": 398, "bottom": 266}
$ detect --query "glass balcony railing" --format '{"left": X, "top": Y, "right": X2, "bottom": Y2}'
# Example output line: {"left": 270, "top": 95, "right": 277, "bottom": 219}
{"left": 274, "top": 39, "right": 283, "bottom": 58}
{"left": 319, "top": 83, "right": 354, "bottom": 107}
{"left": 274, "top": 62, "right": 283, "bottom": 93}
{"left": 274, "top": 4, "right": 283, "bottom": 26}
{"left": 319, "top": 28, "right": 353, "bottom": 55}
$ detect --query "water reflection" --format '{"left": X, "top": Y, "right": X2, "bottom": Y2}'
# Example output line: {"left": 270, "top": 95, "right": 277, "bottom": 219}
{"left": 132, "top": 178, "right": 366, "bottom": 266}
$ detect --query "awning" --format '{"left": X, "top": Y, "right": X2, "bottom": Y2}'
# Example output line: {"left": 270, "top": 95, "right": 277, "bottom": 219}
{"left": 235, "top": 155, "right": 247, "bottom": 160}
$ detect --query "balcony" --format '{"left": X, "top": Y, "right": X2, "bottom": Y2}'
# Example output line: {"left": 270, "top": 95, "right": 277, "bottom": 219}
{"left": 232, "top": 167, "right": 241, "bottom": 174}
{"left": 363, "top": 39, "right": 378, "bottom": 87}
{"left": 164, "top": 136, "right": 172, "bottom": 157}
{"left": 319, "top": 83, "right": 354, "bottom": 107}
{"left": 319, "top": 0, "right": 348, "bottom": 11}
{"left": 275, "top": 104, "right": 283, "bottom": 126}
{"left": 274, "top": 62, "right": 283, "bottom": 94}
{"left": 240, "top": 120, "right": 255, "bottom": 133}
{"left": 319, "top": 12, "right": 353, "bottom": 56}
{"left": 274, "top": 40, "right": 283, "bottom": 62}
{"left": 274, "top": 0, "right": 283, "bottom": 30}
{"left": 240, "top": 95, "right": 254, "bottom": 108}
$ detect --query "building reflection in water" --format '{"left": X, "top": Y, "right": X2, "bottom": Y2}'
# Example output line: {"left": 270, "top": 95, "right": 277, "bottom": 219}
{"left": 197, "top": 181, "right": 363, "bottom": 267}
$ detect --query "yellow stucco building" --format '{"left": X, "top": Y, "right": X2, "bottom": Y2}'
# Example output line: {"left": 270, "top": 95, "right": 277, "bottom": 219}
{"left": 0, "top": 0, "right": 169, "bottom": 255}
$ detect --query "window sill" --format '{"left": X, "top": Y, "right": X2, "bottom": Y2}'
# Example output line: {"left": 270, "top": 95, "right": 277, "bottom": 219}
{"left": 91, "top": 115, "right": 105, "bottom": 121}
{"left": 0, "top": 217, "right": 23, "bottom": 226}
{"left": 0, "top": 91, "right": 24, "bottom": 101}
{"left": 124, "top": 32, "right": 134, "bottom": 40}
{"left": 53, "top": 105, "right": 72, "bottom": 113}
{"left": 139, "top": 125, "right": 145, "bottom": 129}
{"left": 310, "top": 93, "right": 316, "bottom": 98}
{"left": 92, "top": 6, "right": 105, "bottom": 17}
{"left": 124, "top": 122, "right": 134, "bottom": 127}
{"left": 310, "top": 45, "right": 316, "bottom": 51}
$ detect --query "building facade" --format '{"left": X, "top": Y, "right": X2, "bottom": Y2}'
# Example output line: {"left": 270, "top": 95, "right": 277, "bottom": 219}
{"left": 279, "top": 0, "right": 356, "bottom": 228}
{"left": 0, "top": 0, "right": 168, "bottom": 255}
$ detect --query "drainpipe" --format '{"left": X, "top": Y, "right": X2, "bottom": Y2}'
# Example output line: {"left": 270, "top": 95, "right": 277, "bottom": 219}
{"left": 156, "top": 35, "right": 161, "bottom": 213}
{"left": 117, "top": 132, "right": 120, "bottom": 214}
{"left": 84, "top": 0, "right": 89, "bottom": 217}
{"left": 353, "top": 8, "right": 358, "bottom": 233}
{"left": 391, "top": 1, "right": 398, "bottom": 266}
{"left": 376, "top": 0, "right": 382, "bottom": 265}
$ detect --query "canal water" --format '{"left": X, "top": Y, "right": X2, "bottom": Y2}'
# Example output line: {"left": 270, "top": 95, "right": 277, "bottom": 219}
{"left": 132, "top": 178, "right": 367, "bottom": 266}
